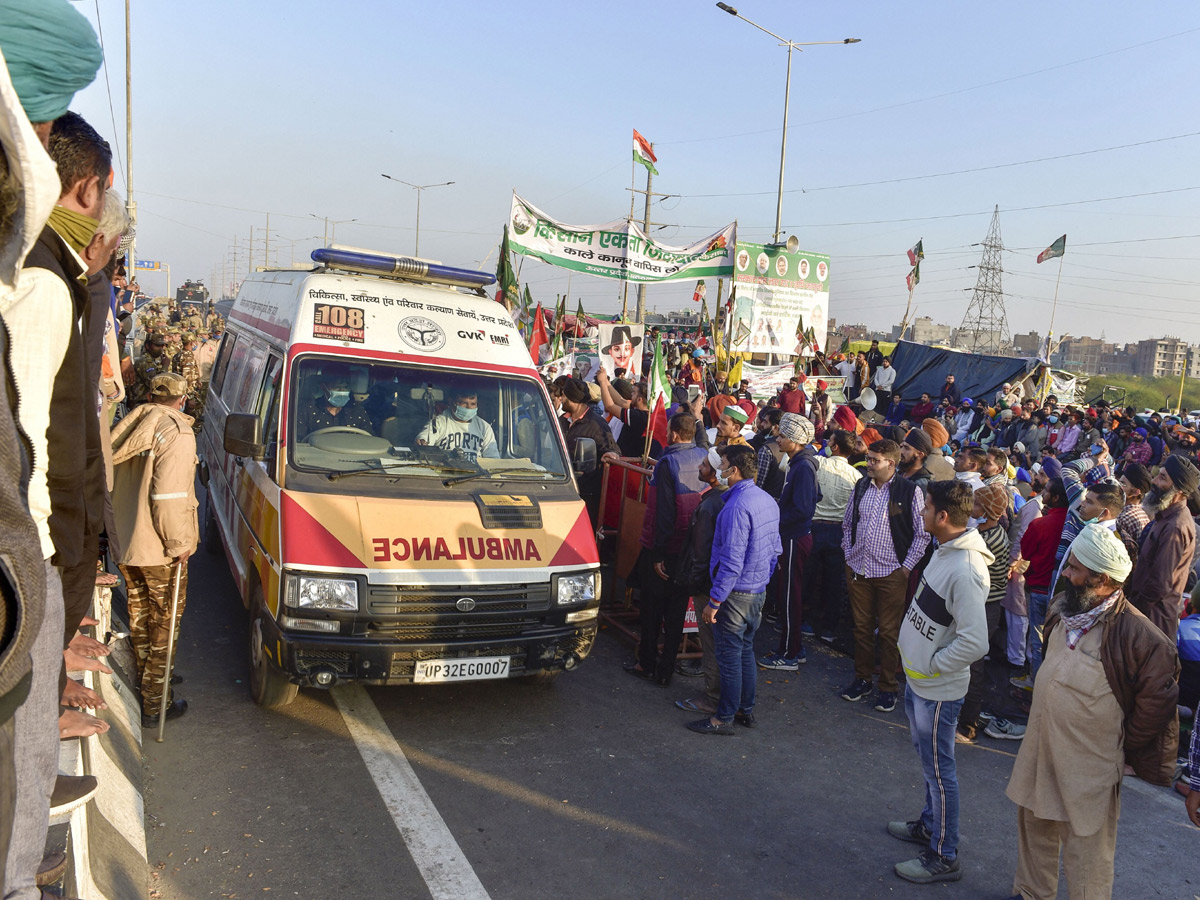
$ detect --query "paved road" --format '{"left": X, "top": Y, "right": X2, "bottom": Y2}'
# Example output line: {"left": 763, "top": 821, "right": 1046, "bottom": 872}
{"left": 141, "top": 537, "right": 1199, "bottom": 900}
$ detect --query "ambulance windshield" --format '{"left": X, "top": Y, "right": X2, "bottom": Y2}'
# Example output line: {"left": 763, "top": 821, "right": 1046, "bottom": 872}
{"left": 289, "top": 357, "right": 568, "bottom": 480}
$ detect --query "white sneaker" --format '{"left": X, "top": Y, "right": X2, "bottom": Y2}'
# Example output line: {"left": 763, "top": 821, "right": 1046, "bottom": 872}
{"left": 984, "top": 717, "right": 1026, "bottom": 740}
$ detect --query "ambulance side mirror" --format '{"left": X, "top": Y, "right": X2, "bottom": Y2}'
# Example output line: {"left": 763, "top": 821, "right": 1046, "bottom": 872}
{"left": 571, "top": 438, "right": 597, "bottom": 476}
{"left": 224, "top": 412, "right": 264, "bottom": 460}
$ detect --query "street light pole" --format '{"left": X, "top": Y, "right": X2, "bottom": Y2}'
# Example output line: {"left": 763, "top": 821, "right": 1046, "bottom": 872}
{"left": 308, "top": 214, "right": 356, "bottom": 246}
{"left": 381, "top": 175, "right": 455, "bottom": 257}
{"left": 715, "top": 3, "right": 859, "bottom": 244}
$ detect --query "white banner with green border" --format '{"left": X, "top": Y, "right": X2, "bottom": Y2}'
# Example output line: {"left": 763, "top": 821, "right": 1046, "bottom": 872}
{"left": 508, "top": 193, "right": 736, "bottom": 283}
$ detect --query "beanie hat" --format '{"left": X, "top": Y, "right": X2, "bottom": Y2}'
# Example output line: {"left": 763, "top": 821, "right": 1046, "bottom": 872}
{"left": 860, "top": 427, "right": 883, "bottom": 446}
{"left": 563, "top": 377, "right": 589, "bottom": 404}
{"left": 974, "top": 483, "right": 1009, "bottom": 521}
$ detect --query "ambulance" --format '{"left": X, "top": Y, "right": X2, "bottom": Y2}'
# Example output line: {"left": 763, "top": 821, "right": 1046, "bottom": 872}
{"left": 199, "top": 246, "right": 601, "bottom": 707}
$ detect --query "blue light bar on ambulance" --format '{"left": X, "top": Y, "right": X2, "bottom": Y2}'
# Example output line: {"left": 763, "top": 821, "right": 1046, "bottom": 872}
{"left": 311, "top": 247, "right": 496, "bottom": 289}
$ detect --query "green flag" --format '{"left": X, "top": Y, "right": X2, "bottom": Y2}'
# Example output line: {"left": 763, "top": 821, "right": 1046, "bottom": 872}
{"left": 519, "top": 284, "right": 534, "bottom": 338}
{"left": 1037, "top": 234, "right": 1066, "bottom": 264}
{"left": 495, "top": 226, "right": 519, "bottom": 307}
{"left": 549, "top": 295, "right": 567, "bottom": 358}
{"left": 575, "top": 297, "right": 586, "bottom": 335}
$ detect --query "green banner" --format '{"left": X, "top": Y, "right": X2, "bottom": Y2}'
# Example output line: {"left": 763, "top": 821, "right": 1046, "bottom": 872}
{"left": 729, "top": 241, "right": 830, "bottom": 356}
{"left": 508, "top": 193, "right": 736, "bottom": 284}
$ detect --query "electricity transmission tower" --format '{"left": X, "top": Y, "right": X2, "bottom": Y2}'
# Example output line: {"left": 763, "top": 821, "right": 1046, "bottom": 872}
{"left": 958, "top": 206, "right": 1010, "bottom": 355}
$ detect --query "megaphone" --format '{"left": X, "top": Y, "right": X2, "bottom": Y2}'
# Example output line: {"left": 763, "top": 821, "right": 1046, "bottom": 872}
{"left": 859, "top": 387, "right": 877, "bottom": 411}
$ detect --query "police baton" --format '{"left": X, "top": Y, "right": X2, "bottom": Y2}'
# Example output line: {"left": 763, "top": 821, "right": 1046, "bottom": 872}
{"left": 157, "top": 560, "right": 184, "bottom": 743}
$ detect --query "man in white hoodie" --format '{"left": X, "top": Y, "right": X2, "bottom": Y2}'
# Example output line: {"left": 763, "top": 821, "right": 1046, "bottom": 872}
{"left": 889, "top": 479, "right": 991, "bottom": 885}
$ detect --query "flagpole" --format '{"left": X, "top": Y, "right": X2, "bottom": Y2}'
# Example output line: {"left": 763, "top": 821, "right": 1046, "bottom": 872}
{"left": 899, "top": 285, "right": 914, "bottom": 341}
{"left": 1044, "top": 254, "right": 1064, "bottom": 361}
{"left": 621, "top": 153, "right": 635, "bottom": 322}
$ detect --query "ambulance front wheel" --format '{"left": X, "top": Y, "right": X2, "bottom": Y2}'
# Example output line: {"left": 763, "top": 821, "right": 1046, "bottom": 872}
{"left": 248, "top": 587, "right": 299, "bottom": 709}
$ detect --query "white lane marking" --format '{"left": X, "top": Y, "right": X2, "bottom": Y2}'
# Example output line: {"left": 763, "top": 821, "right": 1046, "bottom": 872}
{"left": 332, "top": 684, "right": 491, "bottom": 900}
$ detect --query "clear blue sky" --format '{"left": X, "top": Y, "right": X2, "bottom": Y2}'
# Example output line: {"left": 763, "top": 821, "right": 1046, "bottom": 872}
{"left": 70, "top": 0, "right": 1200, "bottom": 344}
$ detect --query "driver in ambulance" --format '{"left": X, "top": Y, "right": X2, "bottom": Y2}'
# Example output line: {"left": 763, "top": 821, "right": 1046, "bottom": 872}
{"left": 299, "top": 373, "right": 374, "bottom": 439}
{"left": 416, "top": 387, "right": 499, "bottom": 462}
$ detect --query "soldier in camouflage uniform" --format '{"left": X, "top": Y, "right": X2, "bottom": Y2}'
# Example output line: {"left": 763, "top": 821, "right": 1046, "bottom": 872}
{"left": 109, "top": 372, "right": 197, "bottom": 726}
{"left": 130, "top": 332, "right": 169, "bottom": 406}
{"left": 172, "top": 332, "right": 204, "bottom": 426}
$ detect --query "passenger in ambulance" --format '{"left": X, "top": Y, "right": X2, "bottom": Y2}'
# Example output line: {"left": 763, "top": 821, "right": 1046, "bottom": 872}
{"left": 299, "top": 373, "right": 374, "bottom": 439}
{"left": 415, "top": 387, "right": 499, "bottom": 462}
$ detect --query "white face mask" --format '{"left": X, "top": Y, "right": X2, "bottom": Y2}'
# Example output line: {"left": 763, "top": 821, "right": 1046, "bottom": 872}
{"left": 716, "top": 467, "right": 731, "bottom": 487}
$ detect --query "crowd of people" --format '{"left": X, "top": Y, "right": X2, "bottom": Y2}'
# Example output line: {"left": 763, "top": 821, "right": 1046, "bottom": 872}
{"left": 0, "top": 5, "right": 205, "bottom": 897}
{"left": 578, "top": 342, "right": 1200, "bottom": 895}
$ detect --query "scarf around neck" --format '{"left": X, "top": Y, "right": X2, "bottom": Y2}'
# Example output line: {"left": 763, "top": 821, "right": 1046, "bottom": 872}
{"left": 47, "top": 205, "right": 98, "bottom": 255}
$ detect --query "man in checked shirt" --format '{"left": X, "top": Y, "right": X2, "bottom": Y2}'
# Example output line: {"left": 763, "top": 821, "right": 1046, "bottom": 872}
{"left": 840, "top": 438, "right": 930, "bottom": 713}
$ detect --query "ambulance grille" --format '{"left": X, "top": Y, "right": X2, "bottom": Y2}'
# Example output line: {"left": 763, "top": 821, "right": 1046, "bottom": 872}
{"left": 365, "top": 583, "right": 549, "bottom": 616}
{"left": 369, "top": 620, "right": 536, "bottom": 642}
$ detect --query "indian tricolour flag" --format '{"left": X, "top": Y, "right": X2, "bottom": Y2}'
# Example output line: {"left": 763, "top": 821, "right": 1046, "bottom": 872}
{"left": 1037, "top": 234, "right": 1066, "bottom": 264}
{"left": 633, "top": 129, "right": 658, "bottom": 176}
{"left": 646, "top": 334, "right": 671, "bottom": 452}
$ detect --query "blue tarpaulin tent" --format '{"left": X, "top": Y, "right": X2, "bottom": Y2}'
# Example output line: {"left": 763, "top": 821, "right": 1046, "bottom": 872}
{"left": 889, "top": 340, "right": 1037, "bottom": 406}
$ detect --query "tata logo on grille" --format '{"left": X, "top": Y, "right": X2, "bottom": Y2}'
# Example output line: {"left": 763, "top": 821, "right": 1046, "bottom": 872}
{"left": 398, "top": 316, "right": 446, "bottom": 352}
{"left": 455, "top": 597, "right": 477, "bottom": 612}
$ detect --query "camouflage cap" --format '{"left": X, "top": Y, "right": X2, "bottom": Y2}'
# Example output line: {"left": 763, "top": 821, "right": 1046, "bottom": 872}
{"left": 182, "top": 331, "right": 196, "bottom": 342}
{"left": 150, "top": 372, "right": 188, "bottom": 398}
{"left": 146, "top": 331, "right": 167, "bottom": 345}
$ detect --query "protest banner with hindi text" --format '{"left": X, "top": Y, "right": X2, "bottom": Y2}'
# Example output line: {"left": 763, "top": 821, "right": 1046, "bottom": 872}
{"left": 508, "top": 194, "right": 736, "bottom": 284}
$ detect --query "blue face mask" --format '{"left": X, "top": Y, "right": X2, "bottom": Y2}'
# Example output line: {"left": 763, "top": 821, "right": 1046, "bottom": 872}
{"left": 327, "top": 390, "right": 349, "bottom": 408}
{"left": 455, "top": 405, "right": 478, "bottom": 422}
{"left": 1049, "top": 415, "right": 1059, "bottom": 424}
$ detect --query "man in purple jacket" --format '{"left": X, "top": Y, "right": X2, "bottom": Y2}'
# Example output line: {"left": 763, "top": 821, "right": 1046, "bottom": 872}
{"left": 689, "top": 445, "right": 782, "bottom": 735}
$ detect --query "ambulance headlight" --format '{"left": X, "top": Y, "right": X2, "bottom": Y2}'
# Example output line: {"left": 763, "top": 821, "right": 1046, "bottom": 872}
{"left": 285, "top": 574, "right": 359, "bottom": 611}
{"left": 555, "top": 572, "right": 597, "bottom": 606}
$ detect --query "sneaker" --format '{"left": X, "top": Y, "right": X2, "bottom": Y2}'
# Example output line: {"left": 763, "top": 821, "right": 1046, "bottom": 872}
{"left": 977, "top": 709, "right": 997, "bottom": 725}
{"left": 887, "top": 819, "right": 932, "bottom": 845}
{"left": 841, "top": 678, "right": 873, "bottom": 702}
{"left": 894, "top": 849, "right": 962, "bottom": 884}
{"left": 757, "top": 653, "right": 801, "bottom": 671}
{"left": 874, "top": 691, "right": 897, "bottom": 713}
{"left": 819, "top": 632, "right": 835, "bottom": 644}
{"left": 1009, "top": 673, "right": 1034, "bottom": 692}
{"left": 984, "top": 717, "right": 1026, "bottom": 740}
{"left": 800, "top": 623, "right": 815, "bottom": 636}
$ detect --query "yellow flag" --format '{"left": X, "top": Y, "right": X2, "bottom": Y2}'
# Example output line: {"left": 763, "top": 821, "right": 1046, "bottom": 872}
{"left": 727, "top": 354, "right": 743, "bottom": 386}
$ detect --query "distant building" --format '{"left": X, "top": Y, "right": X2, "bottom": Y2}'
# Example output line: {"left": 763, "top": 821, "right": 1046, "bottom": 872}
{"left": 1133, "top": 337, "right": 1200, "bottom": 379}
{"left": 893, "top": 316, "right": 953, "bottom": 346}
{"left": 1052, "top": 336, "right": 1116, "bottom": 374}
{"left": 646, "top": 309, "right": 700, "bottom": 331}
{"left": 1011, "top": 331, "right": 1042, "bottom": 357}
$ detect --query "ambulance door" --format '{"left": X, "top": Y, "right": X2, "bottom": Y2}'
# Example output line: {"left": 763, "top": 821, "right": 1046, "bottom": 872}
{"left": 243, "top": 354, "right": 284, "bottom": 613}
{"left": 221, "top": 336, "right": 268, "bottom": 594}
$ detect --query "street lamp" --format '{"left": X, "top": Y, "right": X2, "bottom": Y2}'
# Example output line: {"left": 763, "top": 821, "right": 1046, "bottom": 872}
{"left": 715, "top": 3, "right": 859, "bottom": 243}
{"left": 308, "top": 214, "right": 357, "bottom": 245}
{"left": 380, "top": 174, "right": 455, "bottom": 257}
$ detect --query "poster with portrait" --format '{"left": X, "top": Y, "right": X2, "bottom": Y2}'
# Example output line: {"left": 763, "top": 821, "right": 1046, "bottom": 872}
{"left": 730, "top": 241, "right": 830, "bottom": 356}
{"left": 598, "top": 323, "right": 644, "bottom": 379}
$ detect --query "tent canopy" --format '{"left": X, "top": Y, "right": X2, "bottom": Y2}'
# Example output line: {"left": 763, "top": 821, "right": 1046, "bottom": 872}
{"left": 889, "top": 340, "right": 1037, "bottom": 406}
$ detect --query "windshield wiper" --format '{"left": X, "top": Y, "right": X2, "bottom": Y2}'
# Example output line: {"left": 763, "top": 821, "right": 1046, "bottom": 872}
{"left": 483, "top": 467, "right": 559, "bottom": 478}
{"left": 326, "top": 466, "right": 401, "bottom": 481}
{"left": 442, "top": 471, "right": 484, "bottom": 486}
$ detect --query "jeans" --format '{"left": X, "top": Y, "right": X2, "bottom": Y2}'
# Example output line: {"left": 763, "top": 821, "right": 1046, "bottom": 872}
{"left": 960, "top": 600, "right": 1002, "bottom": 730}
{"left": 1028, "top": 589, "right": 1051, "bottom": 678}
{"left": 713, "top": 590, "right": 765, "bottom": 723}
{"left": 905, "top": 687, "right": 964, "bottom": 861}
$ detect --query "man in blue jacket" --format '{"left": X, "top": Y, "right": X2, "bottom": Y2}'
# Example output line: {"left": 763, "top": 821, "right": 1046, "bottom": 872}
{"left": 760, "top": 412, "right": 819, "bottom": 671}
{"left": 624, "top": 413, "right": 708, "bottom": 686}
{"left": 689, "top": 445, "right": 782, "bottom": 735}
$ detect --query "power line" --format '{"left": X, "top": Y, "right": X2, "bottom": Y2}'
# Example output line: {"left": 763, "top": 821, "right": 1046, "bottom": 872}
{"left": 659, "top": 26, "right": 1200, "bottom": 147}
{"left": 92, "top": 0, "right": 125, "bottom": 190}
{"left": 674, "top": 131, "right": 1200, "bottom": 198}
